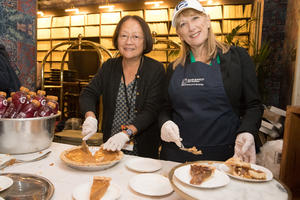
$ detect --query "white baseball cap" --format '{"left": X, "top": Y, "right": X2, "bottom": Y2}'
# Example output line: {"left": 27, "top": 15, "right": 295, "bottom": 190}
{"left": 172, "top": 0, "right": 206, "bottom": 27}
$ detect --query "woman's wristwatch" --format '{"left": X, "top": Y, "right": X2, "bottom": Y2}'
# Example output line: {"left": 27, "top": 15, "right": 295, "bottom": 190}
{"left": 121, "top": 125, "right": 134, "bottom": 138}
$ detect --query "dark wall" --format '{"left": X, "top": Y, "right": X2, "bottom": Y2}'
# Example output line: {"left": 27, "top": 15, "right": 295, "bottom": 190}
{"left": 0, "top": 0, "right": 37, "bottom": 91}
{"left": 261, "top": 0, "right": 288, "bottom": 107}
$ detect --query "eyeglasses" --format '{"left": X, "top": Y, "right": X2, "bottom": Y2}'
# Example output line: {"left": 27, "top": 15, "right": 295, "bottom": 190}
{"left": 119, "top": 34, "right": 144, "bottom": 42}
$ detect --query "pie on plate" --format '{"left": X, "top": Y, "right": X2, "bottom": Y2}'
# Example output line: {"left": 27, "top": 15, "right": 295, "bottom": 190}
{"left": 190, "top": 163, "right": 216, "bottom": 185}
{"left": 224, "top": 157, "right": 267, "bottom": 180}
{"left": 90, "top": 176, "right": 111, "bottom": 200}
{"left": 174, "top": 163, "right": 230, "bottom": 188}
{"left": 72, "top": 179, "right": 120, "bottom": 200}
{"left": 60, "top": 146, "right": 123, "bottom": 171}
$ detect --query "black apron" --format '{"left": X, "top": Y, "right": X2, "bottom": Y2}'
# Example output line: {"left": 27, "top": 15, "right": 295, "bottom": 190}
{"left": 160, "top": 56, "right": 240, "bottom": 162}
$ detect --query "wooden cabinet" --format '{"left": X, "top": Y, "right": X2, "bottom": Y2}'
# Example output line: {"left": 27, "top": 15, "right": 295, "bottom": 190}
{"left": 280, "top": 106, "right": 300, "bottom": 199}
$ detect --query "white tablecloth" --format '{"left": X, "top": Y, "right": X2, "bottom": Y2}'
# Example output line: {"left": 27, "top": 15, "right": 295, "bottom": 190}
{"left": 1, "top": 142, "right": 181, "bottom": 200}
{"left": 1, "top": 142, "right": 290, "bottom": 200}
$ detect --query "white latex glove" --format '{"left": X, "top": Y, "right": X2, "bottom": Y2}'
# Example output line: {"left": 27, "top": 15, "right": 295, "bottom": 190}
{"left": 161, "top": 120, "right": 182, "bottom": 147}
{"left": 234, "top": 132, "right": 256, "bottom": 163}
{"left": 103, "top": 132, "right": 130, "bottom": 151}
{"left": 82, "top": 116, "right": 98, "bottom": 140}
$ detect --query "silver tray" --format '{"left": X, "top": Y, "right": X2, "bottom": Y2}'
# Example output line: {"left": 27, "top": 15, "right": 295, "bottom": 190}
{"left": 0, "top": 173, "right": 54, "bottom": 200}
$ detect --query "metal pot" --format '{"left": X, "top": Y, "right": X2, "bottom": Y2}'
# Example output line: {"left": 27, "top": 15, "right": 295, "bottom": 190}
{"left": 0, "top": 112, "right": 60, "bottom": 154}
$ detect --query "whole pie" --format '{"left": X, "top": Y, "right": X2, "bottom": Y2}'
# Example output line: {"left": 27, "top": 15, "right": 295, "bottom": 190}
{"left": 89, "top": 176, "right": 111, "bottom": 200}
{"left": 60, "top": 146, "right": 123, "bottom": 169}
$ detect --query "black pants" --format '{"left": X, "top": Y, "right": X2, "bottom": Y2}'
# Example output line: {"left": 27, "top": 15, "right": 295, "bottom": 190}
{"left": 160, "top": 142, "right": 234, "bottom": 163}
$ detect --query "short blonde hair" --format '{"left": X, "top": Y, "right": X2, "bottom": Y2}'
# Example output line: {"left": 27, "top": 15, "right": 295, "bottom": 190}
{"left": 173, "top": 9, "right": 230, "bottom": 68}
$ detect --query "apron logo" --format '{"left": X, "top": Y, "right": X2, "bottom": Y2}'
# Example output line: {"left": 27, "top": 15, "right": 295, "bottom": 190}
{"left": 181, "top": 78, "right": 204, "bottom": 86}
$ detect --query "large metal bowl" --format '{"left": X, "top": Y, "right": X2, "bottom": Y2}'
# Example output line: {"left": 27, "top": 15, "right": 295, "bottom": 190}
{"left": 0, "top": 112, "right": 60, "bottom": 154}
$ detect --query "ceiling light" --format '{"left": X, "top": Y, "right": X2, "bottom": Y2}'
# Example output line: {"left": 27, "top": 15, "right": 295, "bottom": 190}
{"left": 144, "top": 1, "right": 164, "bottom": 7}
{"left": 37, "top": 11, "right": 44, "bottom": 16}
{"left": 98, "top": 5, "right": 115, "bottom": 11}
{"left": 65, "top": 8, "right": 79, "bottom": 14}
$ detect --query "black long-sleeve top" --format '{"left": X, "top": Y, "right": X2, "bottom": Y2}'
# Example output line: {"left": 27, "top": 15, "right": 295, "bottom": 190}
{"left": 80, "top": 56, "right": 165, "bottom": 158}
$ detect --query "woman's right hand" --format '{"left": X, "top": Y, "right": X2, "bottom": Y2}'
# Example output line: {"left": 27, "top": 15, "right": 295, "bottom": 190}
{"left": 82, "top": 116, "right": 98, "bottom": 140}
{"left": 161, "top": 120, "right": 182, "bottom": 147}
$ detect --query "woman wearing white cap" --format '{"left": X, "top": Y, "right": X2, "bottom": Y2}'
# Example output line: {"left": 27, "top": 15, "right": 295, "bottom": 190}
{"left": 159, "top": 0, "right": 262, "bottom": 163}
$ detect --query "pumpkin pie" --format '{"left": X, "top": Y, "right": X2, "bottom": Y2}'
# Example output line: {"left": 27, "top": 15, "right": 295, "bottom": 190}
{"left": 89, "top": 176, "right": 111, "bottom": 200}
{"left": 60, "top": 146, "right": 123, "bottom": 168}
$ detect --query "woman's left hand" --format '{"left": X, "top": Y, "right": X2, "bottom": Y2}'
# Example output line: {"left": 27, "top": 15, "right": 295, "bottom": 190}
{"left": 103, "top": 132, "right": 130, "bottom": 151}
{"left": 234, "top": 132, "right": 256, "bottom": 163}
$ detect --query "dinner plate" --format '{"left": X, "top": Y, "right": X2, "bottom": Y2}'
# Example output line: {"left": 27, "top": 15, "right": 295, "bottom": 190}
{"left": 219, "top": 163, "right": 273, "bottom": 182}
{"left": 60, "top": 146, "right": 123, "bottom": 171}
{"left": 0, "top": 196, "right": 4, "bottom": 200}
{"left": 174, "top": 164, "right": 230, "bottom": 188}
{"left": 126, "top": 157, "right": 162, "bottom": 172}
{"left": 72, "top": 182, "right": 120, "bottom": 200}
{"left": 0, "top": 176, "right": 13, "bottom": 192}
{"left": 129, "top": 173, "right": 173, "bottom": 196}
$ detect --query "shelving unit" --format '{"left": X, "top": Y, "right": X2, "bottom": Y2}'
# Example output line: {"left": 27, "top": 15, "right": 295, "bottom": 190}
{"left": 40, "top": 35, "right": 112, "bottom": 120}
{"left": 38, "top": 2, "right": 261, "bottom": 68}
{"left": 37, "top": 0, "right": 262, "bottom": 118}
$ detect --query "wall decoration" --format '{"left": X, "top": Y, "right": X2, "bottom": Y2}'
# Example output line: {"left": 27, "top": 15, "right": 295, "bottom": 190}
{"left": 0, "top": 0, "right": 36, "bottom": 90}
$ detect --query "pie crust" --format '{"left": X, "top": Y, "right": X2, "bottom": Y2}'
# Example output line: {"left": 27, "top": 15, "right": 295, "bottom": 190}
{"left": 60, "top": 146, "right": 123, "bottom": 168}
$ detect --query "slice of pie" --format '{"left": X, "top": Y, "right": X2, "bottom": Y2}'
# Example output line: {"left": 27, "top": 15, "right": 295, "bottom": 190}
{"left": 225, "top": 157, "right": 266, "bottom": 180}
{"left": 190, "top": 163, "right": 216, "bottom": 185}
{"left": 89, "top": 176, "right": 111, "bottom": 200}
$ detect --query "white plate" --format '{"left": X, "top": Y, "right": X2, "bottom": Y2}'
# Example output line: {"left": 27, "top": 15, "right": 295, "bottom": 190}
{"left": 0, "top": 196, "right": 4, "bottom": 200}
{"left": 0, "top": 176, "right": 14, "bottom": 192}
{"left": 219, "top": 163, "right": 273, "bottom": 182}
{"left": 129, "top": 173, "right": 173, "bottom": 196}
{"left": 126, "top": 157, "right": 162, "bottom": 173}
{"left": 72, "top": 182, "right": 120, "bottom": 200}
{"left": 174, "top": 164, "right": 230, "bottom": 188}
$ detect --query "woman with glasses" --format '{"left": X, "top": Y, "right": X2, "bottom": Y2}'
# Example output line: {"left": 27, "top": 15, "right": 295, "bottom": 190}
{"left": 159, "top": 0, "right": 263, "bottom": 163}
{"left": 79, "top": 15, "right": 165, "bottom": 158}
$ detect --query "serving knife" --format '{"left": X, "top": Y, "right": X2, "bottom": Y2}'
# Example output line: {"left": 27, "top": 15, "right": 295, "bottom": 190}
{"left": 0, "top": 151, "right": 51, "bottom": 170}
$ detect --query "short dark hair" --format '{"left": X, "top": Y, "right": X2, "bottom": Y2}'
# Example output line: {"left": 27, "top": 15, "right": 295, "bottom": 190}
{"left": 112, "top": 15, "right": 153, "bottom": 54}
